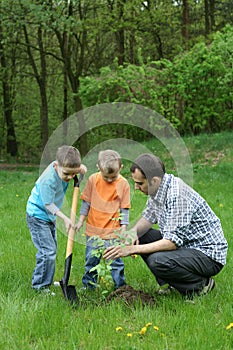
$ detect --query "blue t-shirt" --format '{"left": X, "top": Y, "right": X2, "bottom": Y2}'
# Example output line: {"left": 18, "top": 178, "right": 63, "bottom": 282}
{"left": 26, "top": 162, "right": 69, "bottom": 222}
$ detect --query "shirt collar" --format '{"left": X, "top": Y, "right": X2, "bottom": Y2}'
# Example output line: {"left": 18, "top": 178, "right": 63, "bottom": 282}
{"left": 152, "top": 173, "right": 171, "bottom": 203}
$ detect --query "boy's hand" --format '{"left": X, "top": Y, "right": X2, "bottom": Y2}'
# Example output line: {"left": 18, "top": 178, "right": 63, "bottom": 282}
{"left": 76, "top": 219, "right": 84, "bottom": 231}
{"left": 63, "top": 216, "right": 75, "bottom": 233}
{"left": 56, "top": 210, "right": 76, "bottom": 233}
{"left": 79, "top": 164, "right": 87, "bottom": 175}
{"left": 119, "top": 229, "right": 138, "bottom": 246}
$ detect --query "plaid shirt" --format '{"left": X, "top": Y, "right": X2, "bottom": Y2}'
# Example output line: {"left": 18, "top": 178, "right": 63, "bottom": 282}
{"left": 142, "top": 174, "right": 228, "bottom": 265}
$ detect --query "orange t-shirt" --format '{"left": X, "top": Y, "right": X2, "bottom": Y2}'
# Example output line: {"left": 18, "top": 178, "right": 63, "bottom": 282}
{"left": 80, "top": 173, "right": 130, "bottom": 239}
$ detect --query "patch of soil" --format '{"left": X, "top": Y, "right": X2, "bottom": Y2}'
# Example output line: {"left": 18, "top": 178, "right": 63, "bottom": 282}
{"left": 203, "top": 151, "right": 225, "bottom": 166}
{"left": 106, "top": 285, "right": 156, "bottom": 307}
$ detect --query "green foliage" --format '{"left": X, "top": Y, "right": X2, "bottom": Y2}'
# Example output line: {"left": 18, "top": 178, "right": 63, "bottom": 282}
{"left": 89, "top": 236, "right": 115, "bottom": 295}
{"left": 169, "top": 25, "right": 233, "bottom": 134}
{"left": 88, "top": 215, "right": 136, "bottom": 296}
{"left": 1, "top": 0, "right": 233, "bottom": 160}
{"left": 80, "top": 25, "right": 233, "bottom": 138}
{"left": 80, "top": 58, "right": 162, "bottom": 111}
{"left": 79, "top": 57, "right": 164, "bottom": 145}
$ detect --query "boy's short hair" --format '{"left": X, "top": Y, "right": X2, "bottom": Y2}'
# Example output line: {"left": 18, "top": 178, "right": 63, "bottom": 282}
{"left": 56, "top": 145, "right": 81, "bottom": 168}
{"left": 98, "top": 150, "right": 122, "bottom": 174}
{"left": 130, "top": 153, "right": 165, "bottom": 180}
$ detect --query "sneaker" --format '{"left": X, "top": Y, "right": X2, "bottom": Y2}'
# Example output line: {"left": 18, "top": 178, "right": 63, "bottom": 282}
{"left": 156, "top": 284, "right": 174, "bottom": 296}
{"left": 199, "top": 277, "right": 215, "bottom": 296}
{"left": 53, "top": 281, "right": 60, "bottom": 287}
{"left": 78, "top": 286, "right": 96, "bottom": 293}
{"left": 39, "top": 288, "right": 56, "bottom": 296}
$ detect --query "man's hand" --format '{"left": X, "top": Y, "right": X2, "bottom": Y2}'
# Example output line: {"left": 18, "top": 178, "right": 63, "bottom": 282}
{"left": 103, "top": 245, "right": 135, "bottom": 260}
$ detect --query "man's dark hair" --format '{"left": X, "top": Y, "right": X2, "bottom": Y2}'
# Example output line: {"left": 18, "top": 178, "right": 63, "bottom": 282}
{"left": 130, "top": 153, "right": 165, "bottom": 180}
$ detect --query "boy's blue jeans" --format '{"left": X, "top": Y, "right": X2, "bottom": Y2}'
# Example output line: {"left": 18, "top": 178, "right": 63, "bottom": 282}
{"left": 26, "top": 213, "right": 57, "bottom": 290}
{"left": 82, "top": 236, "right": 126, "bottom": 289}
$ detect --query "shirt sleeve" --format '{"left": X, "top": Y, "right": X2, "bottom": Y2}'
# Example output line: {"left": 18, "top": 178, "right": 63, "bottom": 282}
{"left": 80, "top": 200, "right": 91, "bottom": 216}
{"left": 45, "top": 203, "right": 60, "bottom": 215}
{"left": 80, "top": 175, "right": 93, "bottom": 203}
{"left": 120, "top": 208, "right": 129, "bottom": 225}
{"left": 117, "top": 178, "right": 131, "bottom": 209}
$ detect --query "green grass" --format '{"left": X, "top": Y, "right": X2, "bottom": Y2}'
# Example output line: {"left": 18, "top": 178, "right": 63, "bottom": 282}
{"left": 0, "top": 131, "right": 232, "bottom": 349}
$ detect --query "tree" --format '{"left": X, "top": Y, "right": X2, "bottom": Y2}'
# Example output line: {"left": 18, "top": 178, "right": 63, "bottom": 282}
{"left": 0, "top": 2, "right": 19, "bottom": 156}
{"left": 51, "top": 0, "right": 90, "bottom": 155}
{"left": 204, "top": 0, "right": 215, "bottom": 35}
{"left": 22, "top": 23, "right": 49, "bottom": 149}
{"left": 182, "top": 0, "right": 190, "bottom": 44}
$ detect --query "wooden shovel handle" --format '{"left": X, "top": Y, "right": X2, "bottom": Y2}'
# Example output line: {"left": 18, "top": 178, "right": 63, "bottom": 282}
{"left": 65, "top": 175, "right": 83, "bottom": 258}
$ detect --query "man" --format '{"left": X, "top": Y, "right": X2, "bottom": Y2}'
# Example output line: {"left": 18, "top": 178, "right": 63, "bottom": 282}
{"left": 103, "top": 153, "right": 228, "bottom": 297}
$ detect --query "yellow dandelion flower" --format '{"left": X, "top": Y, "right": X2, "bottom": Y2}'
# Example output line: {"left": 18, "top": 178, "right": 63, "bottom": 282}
{"left": 16, "top": 194, "right": 19, "bottom": 197}
{"left": 153, "top": 326, "right": 159, "bottom": 331}
{"left": 139, "top": 327, "right": 147, "bottom": 335}
{"left": 127, "top": 333, "right": 133, "bottom": 337}
{"left": 116, "top": 326, "right": 123, "bottom": 332}
{"left": 219, "top": 203, "right": 224, "bottom": 208}
{"left": 146, "top": 323, "right": 152, "bottom": 327}
{"left": 226, "top": 323, "right": 233, "bottom": 330}
{"left": 131, "top": 254, "right": 137, "bottom": 259}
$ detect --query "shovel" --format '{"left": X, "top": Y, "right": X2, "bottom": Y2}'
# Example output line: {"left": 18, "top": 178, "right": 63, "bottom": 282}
{"left": 60, "top": 174, "right": 83, "bottom": 303}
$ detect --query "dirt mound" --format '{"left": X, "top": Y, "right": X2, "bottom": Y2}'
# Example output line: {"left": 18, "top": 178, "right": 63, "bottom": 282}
{"left": 106, "top": 285, "right": 156, "bottom": 307}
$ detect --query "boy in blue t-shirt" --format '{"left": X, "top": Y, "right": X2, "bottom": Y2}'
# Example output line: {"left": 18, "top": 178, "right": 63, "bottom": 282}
{"left": 26, "top": 145, "right": 86, "bottom": 294}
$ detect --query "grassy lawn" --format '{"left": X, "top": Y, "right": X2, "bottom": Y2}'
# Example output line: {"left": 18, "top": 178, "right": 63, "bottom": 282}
{"left": 0, "top": 131, "right": 232, "bottom": 349}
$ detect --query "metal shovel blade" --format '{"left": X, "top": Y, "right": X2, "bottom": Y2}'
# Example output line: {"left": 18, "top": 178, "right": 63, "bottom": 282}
{"left": 60, "top": 254, "right": 78, "bottom": 304}
{"left": 60, "top": 279, "right": 78, "bottom": 304}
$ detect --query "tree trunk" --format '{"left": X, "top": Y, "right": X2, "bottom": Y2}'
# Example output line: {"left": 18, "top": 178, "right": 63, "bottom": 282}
{"left": 116, "top": 0, "right": 126, "bottom": 65}
{"left": 0, "top": 25, "right": 18, "bottom": 156}
{"left": 204, "top": 0, "right": 210, "bottom": 35}
{"left": 23, "top": 25, "right": 49, "bottom": 150}
{"left": 209, "top": 0, "right": 215, "bottom": 31}
{"left": 116, "top": 28, "right": 125, "bottom": 65}
{"left": 143, "top": 0, "right": 164, "bottom": 59}
{"left": 71, "top": 79, "right": 88, "bottom": 156}
{"left": 63, "top": 31, "right": 68, "bottom": 143}
{"left": 4, "top": 101, "right": 18, "bottom": 157}
{"left": 182, "top": 0, "right": 190, "bottom": 45}
{"left": 38, "top": 27, "right": 48, "bottom": 148}
{"left": 54, "top": 1, "right": 89, "bottom": 156}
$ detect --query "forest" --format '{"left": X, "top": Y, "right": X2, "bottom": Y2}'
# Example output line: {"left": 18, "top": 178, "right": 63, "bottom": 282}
{"left": 0, "top": 0, "right": 232, "bottom": 161}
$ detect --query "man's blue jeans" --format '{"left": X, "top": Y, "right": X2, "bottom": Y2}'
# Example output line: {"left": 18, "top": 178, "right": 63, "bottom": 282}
{"left": 26, "top": 214, "right": 57, "bottom": 290}
{"left": 82, "top": 236, "right": 126, "bottom": 289}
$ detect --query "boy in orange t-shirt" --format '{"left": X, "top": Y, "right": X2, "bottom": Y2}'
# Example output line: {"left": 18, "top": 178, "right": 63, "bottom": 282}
{"left": 77, "top": 150, "right": 130, "bottom": 289}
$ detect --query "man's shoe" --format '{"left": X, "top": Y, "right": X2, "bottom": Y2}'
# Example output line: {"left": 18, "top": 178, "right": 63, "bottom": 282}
{"left": 199, "top": 278, "right": 215, "bottom": 296}
{"left": 156, "top": 284, "right": 175, "bottom": 295}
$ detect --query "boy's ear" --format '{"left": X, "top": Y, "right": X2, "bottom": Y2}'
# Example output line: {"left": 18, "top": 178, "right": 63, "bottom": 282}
{"left": 53, "top": 161, "right": 58, "bottom": 169}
